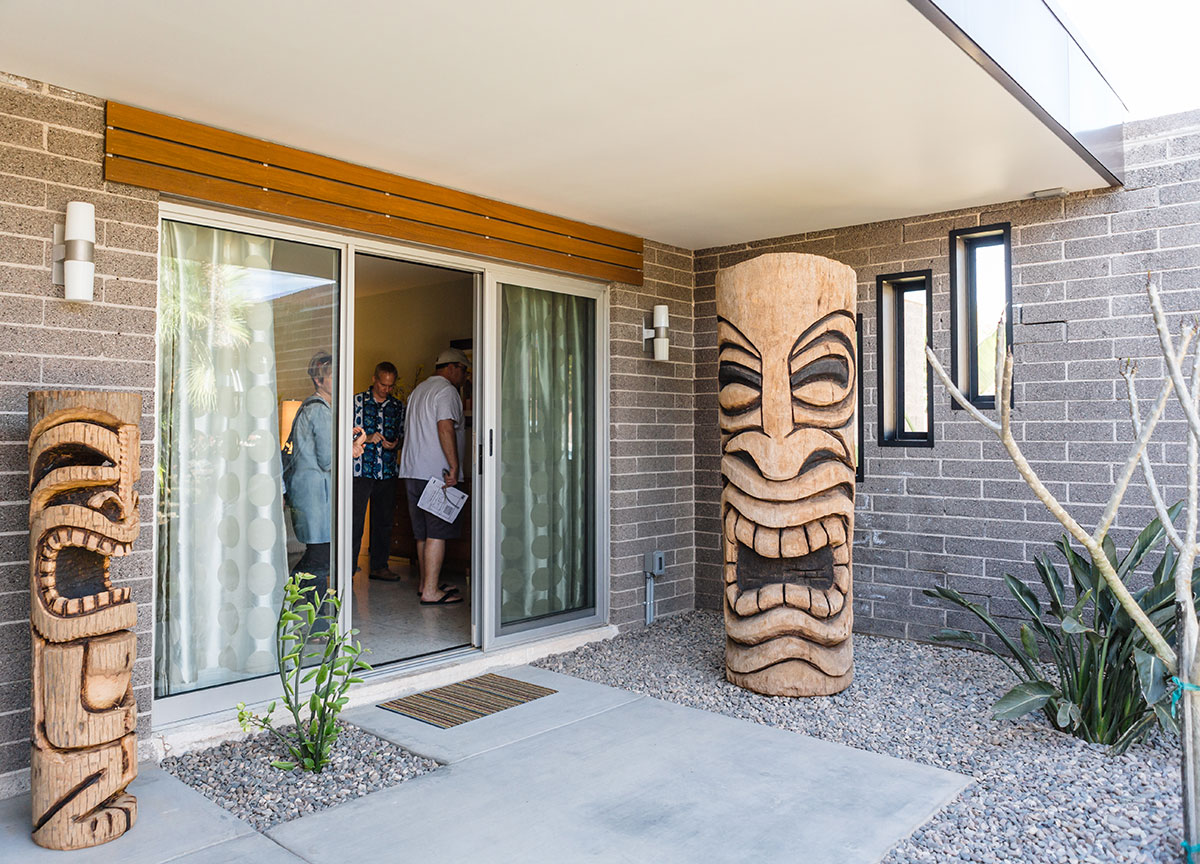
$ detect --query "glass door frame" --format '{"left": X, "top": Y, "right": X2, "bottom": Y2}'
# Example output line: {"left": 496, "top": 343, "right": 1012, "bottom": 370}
{"left": 481, "top": 272, "right": 610, "bottom": 650}
{"left": 153, "top": 201, "right": 353, "bottom": 724}
{"left": 152, "top": 201, "right": 610, "bottom": 723}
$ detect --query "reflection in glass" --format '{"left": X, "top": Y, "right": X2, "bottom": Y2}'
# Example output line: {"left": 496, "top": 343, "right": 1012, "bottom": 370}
{"left": 972, "top": 242, "right": 1006, "bottom": 397}
{"left": 498, "top": 284, "right": 595, "bottom": 627}
{"left": 902, "top": 288, "right": 928, "bottom": 435}
{"left": 155, "top": 220, "right": 339, "bottom": 697}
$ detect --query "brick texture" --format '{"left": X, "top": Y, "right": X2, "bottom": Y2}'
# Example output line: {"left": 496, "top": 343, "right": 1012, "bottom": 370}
{"left": 694, "top": 108, "right": 1200, "bottom": 648}
{"left": 0, "top": 71, "right": 159, "bottom": 793}
{"left": 607, "top": 241, "right": 695, "bottom": 629}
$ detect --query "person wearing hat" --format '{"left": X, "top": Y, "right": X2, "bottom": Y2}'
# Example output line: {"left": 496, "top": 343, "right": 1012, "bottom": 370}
{"left": 398, "top": 347, "right": 470, "bottom": 605}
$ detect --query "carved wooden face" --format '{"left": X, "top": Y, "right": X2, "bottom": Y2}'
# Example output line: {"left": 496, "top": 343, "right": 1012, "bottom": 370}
{"left": 29, "top": 407, "right": 140, "bottom": 642}
{"left": 716, "top": 253, "right": 856, "bottom": 696}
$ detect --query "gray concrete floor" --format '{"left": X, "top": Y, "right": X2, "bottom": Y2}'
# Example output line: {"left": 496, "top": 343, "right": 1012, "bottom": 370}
{"left": 0, "top": 667, "right": 969, "bottom": 864}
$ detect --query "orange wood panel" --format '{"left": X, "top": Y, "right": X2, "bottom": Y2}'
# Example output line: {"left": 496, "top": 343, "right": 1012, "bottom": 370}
{"left": 107, "top": 129, "right": 642, "bottom": 271}
{"left": 106, "top": 102, "right": 641, "bottom": 255}
{"left": 106, "top": 156, "right": 643, "bottom": 285}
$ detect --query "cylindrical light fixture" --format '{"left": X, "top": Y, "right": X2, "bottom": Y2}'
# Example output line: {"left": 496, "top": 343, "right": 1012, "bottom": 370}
{"left": 643, "top": 303, "right": 670, "bottom": 361}
{"left": 53, "top": 201, "right": 96, "bottom": 302}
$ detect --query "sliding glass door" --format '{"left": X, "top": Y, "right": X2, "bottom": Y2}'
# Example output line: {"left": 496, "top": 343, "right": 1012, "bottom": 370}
{"left": 152, "top": 207, "right": 609, "bottom": 719}
{"left": 493, "top": 282, "right": 600, "bottom": 636}
{"left": 156, "top": 219, "right": 341, "bottom": 698}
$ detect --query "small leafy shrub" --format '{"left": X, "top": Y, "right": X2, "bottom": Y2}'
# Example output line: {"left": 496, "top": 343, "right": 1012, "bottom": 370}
{"left": 925, "top": 504, "right": 1197, "bottom": 752}
{"left": 236, "top": 573, "right": 371, "bottom": 772}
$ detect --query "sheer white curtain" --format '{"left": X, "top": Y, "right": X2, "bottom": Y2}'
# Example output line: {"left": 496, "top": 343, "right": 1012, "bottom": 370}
{"left": 156, "top": 221, "right": 288, "bottom": 696}
{"left": 498, "top": 283, "right": 594, "bottom": 625}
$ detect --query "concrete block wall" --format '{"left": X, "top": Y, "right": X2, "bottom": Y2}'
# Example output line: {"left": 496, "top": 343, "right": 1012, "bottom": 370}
{"left": 0, "top": 70, "right": 696, "bottom": 795}
{"left": 0, "top": 71, "right": 160, "bottom": 795}
{"left": 694, "top": 108, "right": 1200, "bottom": 644}
{"left": 608, "top": 241, "right": 696, "bottom": 629}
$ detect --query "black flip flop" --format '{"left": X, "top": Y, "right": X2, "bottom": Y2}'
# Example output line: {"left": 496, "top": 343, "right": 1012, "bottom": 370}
{"left": 415, "top": 583, "right": 459, "bottom": 598}
{"left": 419, "top": 591, "right": 464, "bottom": 606}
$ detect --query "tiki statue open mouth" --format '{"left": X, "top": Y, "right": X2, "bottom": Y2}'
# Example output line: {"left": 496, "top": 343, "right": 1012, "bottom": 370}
{"left": 28, "top": 391, "right": 141, "bottom": 850}
{"left": 717, "top": 253, "right": 857, "bottom": 697}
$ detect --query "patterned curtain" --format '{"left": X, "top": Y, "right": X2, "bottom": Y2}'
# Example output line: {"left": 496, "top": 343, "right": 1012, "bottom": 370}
{"left": 155, "top": 221, "right": 289, "bottom": 696}
{"left": 498, "top": 283, "right": 595, "bottom": 625}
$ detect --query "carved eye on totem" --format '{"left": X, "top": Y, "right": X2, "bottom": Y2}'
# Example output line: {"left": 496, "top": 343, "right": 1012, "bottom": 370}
{"left": 718, "top": 358, "right": 761, "bottom": 416}
{"left": 789, "top": 322, "right": 855, "bottom": 413}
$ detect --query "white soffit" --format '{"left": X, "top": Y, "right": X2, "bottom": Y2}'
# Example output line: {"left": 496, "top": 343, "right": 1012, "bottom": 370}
{"left": 0, "top": 0, "right": 1112, "bottom": 250}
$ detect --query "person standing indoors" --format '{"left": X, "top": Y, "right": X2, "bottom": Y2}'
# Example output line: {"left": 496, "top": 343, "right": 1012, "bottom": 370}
{"left": 399, "top": 348, "right": 469, "bottom": 605}
{"left": 285, "top": 352, "right": 337, "bottom": 595}
{"left": 352, "top": 361, "right": 405, "bottom": 580}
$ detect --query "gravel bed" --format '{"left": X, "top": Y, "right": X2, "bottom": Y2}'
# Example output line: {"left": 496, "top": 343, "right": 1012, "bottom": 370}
{"left": 160, "top": 722, "right": 438, "bottom": 831}
{"left": 535, "top": 611, "right": 1178, "bottom": 863}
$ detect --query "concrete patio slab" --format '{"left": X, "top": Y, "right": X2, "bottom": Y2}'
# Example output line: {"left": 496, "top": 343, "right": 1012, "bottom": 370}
{"left": 272, "top": 669, "right": 970, "bottom": 864}
{"left": 0, "top": 765, "right": 257, "bottom": 864}
{"left": 342, "top": 663, "right": 641, "bottom": 763}
{"left": 170, "top": 832, "right": 307, "bottom": 863}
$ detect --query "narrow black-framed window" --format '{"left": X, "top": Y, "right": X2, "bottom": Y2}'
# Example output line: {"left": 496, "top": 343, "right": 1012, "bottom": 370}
{"left": 855, "top": 312, "right": 865, "bottom": 481}
{"left": 950, "top": 223, "right": 1012, "bottom": 410}
{"left": 876, "top": 270, "right": 933, "bottom": 448}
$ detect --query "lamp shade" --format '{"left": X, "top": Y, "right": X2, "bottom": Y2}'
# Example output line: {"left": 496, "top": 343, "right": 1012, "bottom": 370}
{"left": 62, "top": 202, "right": 95, "bottom": 302}
{"left": 279, "top": 400, "right": 303, "bottom": 448}
{"left": 652, "top": 304, "right": 669, "bottom": 329}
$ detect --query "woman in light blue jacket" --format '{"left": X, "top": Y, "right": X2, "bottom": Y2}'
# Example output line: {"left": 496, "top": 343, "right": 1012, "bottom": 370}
{"left": 287, "top": 352, "right": 335, "bottom": 596}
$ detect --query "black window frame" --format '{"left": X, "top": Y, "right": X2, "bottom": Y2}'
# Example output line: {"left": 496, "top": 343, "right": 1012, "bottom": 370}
{"left": 876, "top": 270, "right": 934, "bottom": 448}
{"left": 949, "top": 222, "right": 1013, "bottom": 411}
{"left": 855, "top": 312, "right": 865, "bottom": 482}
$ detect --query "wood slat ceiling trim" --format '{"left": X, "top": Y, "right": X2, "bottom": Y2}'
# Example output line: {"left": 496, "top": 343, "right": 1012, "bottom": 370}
{"left": 104, "top": 102, "right": 643, "bottom": 285}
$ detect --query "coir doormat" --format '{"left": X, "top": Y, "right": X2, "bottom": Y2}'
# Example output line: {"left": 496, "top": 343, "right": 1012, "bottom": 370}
{"left": 377, "top": 673, "right": 557, "bottom": 728}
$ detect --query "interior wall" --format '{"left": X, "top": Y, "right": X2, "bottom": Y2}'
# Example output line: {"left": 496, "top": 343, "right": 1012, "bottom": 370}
{"left": 353, "top": 278, "right": 473, "bottom": 398}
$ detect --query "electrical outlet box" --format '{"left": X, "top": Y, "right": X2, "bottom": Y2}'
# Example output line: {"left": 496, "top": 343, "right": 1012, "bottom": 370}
{"left": 644, "top": 550, "right": 666, "bottom": 577}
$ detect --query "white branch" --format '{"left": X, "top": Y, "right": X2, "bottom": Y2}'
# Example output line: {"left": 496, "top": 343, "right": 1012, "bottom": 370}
{"left": 926, "top": 346, "right": 1001, "bottom": 432}
{"left": 927, "top": 333, "right": 1179, "bottom": 669}
{"left": 1122, "top": 360, "right": 1185, "bottom": 551}
{"left": 1097, "top": 348, "right": 1187, "bottom": 541}
{"left": 1181, "top": 333, "right": 1200, "bottom": 677}
{"left": 1148, "top": 279, "right": 1200, "bottom": 440}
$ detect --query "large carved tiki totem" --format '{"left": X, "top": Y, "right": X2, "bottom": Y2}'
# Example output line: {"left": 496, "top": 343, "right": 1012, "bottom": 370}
{"left": 28, "top": 391, "right": 141, "bottom": 850}
{"left": 717, "top": 253, "right": 857, "bottom": 697}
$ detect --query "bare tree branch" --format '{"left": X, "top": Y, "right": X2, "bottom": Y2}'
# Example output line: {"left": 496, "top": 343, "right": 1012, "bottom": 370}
{"left": 1148, "top": 278, "right": 1200, "bottom": 440}
{"left": 1122, "top": 359, "right": 1185, "bottom": 551}
{"left": 927, "top": 333, "right": 1179, "bottom": 669}
{"left": 1097, "top": 341, "right": 1191, "bottom": 541}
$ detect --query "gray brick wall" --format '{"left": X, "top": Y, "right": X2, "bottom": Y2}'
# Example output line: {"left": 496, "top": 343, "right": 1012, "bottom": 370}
{"left": 0, "top": 71, "right": 696, "bottom": 795}
{"left": 608, "top": 241, "right": 696, "bottom": 629}
{"left": 0, "top": 71, "right": 159, "bottom": 794}
{"left": 694, "top": 108, "right": 1200, "bottom": 646}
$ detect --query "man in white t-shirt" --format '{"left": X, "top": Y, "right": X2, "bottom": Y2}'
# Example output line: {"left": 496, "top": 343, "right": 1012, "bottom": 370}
{"left": 399, "top": 347, "right": 469, "bottom": 605}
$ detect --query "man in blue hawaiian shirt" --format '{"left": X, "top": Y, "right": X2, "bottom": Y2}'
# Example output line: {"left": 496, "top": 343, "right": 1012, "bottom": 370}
{"left": 352, "top": 361, "right": 405, "bottom": 580}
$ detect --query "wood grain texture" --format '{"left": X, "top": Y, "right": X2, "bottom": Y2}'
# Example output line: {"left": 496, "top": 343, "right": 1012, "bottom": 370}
{"left": 105, "top": 102, "right": 644, "bottom": 284}
{"left": 715, "top": 253, "right": 858, "bottom": 697}
{"left": 28, "top": 390, "right": 141, "bottom": 850}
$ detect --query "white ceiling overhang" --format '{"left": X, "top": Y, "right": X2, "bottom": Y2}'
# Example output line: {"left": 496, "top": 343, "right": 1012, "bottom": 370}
{"left": 1, "top": 0, "right": 1115, "bottom": 250}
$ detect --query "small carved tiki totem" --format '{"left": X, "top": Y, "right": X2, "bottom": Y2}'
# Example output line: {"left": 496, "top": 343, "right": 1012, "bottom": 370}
{"left": 717, "top": 254, "right": 857, "bottom": 696}
{"left": 28, "top": 391, "right": 141, "bottom": 849}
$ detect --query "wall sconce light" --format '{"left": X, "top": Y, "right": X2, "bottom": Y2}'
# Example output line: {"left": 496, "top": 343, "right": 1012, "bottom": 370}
{"left": 642, "top": 304, "right": 669, "bottom": 361}
{"left": 52, "top": 201, "right": 95, "bottom": 302}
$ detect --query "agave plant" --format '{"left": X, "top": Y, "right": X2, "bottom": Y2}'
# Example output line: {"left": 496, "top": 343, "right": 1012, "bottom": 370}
{"left": 926, "top": 503, "right": 1197, "bottom": 752}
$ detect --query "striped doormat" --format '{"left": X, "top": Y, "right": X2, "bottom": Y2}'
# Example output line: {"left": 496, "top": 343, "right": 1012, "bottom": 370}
{"left": 377, "top": 673, "right": 557, "bottom": 728}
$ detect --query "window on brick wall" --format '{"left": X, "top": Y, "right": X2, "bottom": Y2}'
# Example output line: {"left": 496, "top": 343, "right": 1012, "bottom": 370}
{"left": 856, "top": 312, "right": 865, "bottom": 480}
{"left": 876, "top": 270, "right": 933, "bottom": 447}
{"left": 950, "top": 223, "right": 1012, "bottom": 409}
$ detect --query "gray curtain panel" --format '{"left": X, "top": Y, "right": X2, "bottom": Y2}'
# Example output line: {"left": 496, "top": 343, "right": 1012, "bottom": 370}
{"left": 156, "top": 220, "right": 295, "bottom": 696}
{"left": 498, "top": 283, "right": 595, "bottom": 626}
